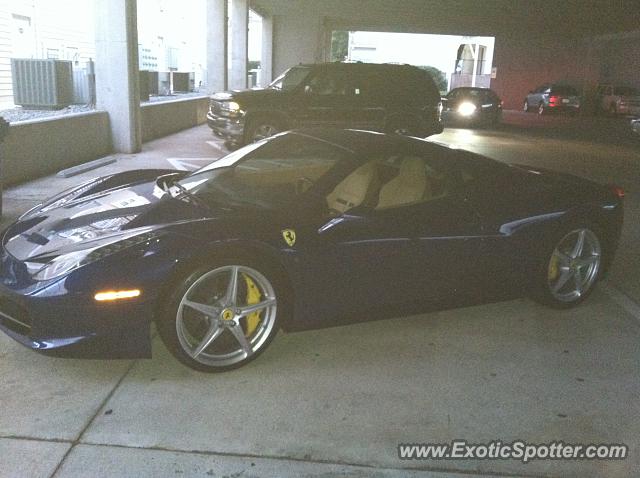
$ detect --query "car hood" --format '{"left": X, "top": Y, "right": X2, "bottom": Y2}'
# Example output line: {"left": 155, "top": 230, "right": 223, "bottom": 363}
{"left": 2, "top": 179, "right": 207, "bottom": 261}
{"left": 212, "top": 88, "right": 283, "bottom": 105}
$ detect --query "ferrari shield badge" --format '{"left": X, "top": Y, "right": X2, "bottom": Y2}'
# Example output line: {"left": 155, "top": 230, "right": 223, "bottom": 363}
{"left": 281, "top": 229, "right": 296, "bottom": 247}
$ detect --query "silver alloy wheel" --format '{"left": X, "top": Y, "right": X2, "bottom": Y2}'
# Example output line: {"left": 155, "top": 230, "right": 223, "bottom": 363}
{"left": 538, "top": 102, "right": 545, "bottom": 115}
{"left": 251, "top": 124, "right": 279, "bottom": 141}
{"left": 523, "top": 100, "right": 529, "bottom": 112}
{"left": 176, "top": 265, "right": 277, "bottom": 367}
{"left": 547, "top": 229, "right": 602, "bottom": 303}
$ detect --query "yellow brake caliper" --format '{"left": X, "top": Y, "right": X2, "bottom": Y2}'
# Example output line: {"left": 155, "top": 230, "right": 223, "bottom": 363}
{"left": 548, "top": 254, "right": 559, "bottom": 281}
{"left": 243, "top": 274, "right": 262, "bottom": 336}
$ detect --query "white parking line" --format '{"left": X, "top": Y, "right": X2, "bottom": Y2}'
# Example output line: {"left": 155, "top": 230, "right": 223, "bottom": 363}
{"left": 206, "top": 140, "right": 226, "bottom": 153}
{"left": 601, "top": 282, "right": 640, "bottom": 324}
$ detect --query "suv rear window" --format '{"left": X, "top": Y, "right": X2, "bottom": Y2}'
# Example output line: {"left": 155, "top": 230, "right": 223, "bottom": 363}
{"left": 550, "top": 85, "right": 578, "bottom": 96}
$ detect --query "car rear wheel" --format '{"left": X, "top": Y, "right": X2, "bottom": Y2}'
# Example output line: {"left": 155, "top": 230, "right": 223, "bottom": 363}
{"left": 158, "top": 261, "right": 280, "bottom": 372}
{"left": 531, "top": 227, "right": 603, "bottom": 308}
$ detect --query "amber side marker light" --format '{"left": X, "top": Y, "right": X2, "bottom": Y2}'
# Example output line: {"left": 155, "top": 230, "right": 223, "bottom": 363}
{"left": 94, "top": 289, "right": 141, "bottom": 302}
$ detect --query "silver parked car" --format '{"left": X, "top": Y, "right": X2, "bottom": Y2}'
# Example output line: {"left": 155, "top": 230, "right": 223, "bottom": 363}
{"left": 524, "top": 84, "right": 581, "bottom": 115}
{"left": 597, "top": 84, "right": 640, "bottom": 116}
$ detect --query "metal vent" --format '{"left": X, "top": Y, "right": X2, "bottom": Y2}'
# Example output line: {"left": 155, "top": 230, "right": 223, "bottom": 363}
{"left": 11, "top": 58, "right": 74, "bottom": 109}
{"left": 171, "top": 72, "right": 190, "bottom": 93}
{"left": 72, "top": 60, "right": 95, "bottom": 105}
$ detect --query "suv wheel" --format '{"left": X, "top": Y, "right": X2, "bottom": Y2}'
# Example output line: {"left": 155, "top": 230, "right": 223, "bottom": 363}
{"left": 245, "top": 119, "right": 283, "bottom": 143}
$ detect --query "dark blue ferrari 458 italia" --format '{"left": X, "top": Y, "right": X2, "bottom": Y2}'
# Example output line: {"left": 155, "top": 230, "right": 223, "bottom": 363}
{"left": 0, "top": 129, "right": 624, "bottom": 371}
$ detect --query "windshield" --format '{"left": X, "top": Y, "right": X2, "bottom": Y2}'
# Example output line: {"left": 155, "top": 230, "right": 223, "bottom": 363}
{"left": 269, "top": 66, "right": 311, "bottom": 91}
{"left": 177, "top": 133, "right": 353, "bottom": 211}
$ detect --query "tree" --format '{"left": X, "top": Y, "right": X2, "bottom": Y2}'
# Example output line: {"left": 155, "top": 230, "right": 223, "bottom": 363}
{"left": 417, "top": 66, "right": 448, "bottom": 94}
{"left": 330, "top": 31, "right": 349, "bottom": 62}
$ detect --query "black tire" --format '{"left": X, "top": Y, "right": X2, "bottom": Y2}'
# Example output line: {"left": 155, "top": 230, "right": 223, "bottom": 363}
{"left": 529, "top": 224, "right": 605, "bottom": 309}
{"left": 244, "top": 117, "right": 284, "bottom": 144}
{"left": 157, "top": 257, "right": 285, "bottom": 372}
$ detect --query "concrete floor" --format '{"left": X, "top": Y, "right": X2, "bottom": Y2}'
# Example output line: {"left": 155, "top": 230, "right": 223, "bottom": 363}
{"left": 1, "top": 114, "right": 639, "bottom": 477}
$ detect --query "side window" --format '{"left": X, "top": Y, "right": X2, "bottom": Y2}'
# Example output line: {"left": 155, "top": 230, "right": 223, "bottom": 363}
{"left": 307, "top": 69, "right": 349, "bottom": 96}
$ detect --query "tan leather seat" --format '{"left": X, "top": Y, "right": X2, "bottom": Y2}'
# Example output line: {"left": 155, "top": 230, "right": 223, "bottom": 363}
{"left": 327, "top": 162, "right": 378, "bottom": 214}
{"left": 376, "top": 157, "right": 428, "bottom": 209}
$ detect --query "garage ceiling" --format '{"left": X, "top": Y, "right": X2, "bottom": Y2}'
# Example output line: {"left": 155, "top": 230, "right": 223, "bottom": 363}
{"left": 252, "top": 0, "right": 640, "bottom": 39}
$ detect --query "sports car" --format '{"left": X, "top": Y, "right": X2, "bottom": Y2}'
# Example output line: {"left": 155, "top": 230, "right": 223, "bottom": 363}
{"left": 0, "top": 129, "right": 624, "bottom": 372}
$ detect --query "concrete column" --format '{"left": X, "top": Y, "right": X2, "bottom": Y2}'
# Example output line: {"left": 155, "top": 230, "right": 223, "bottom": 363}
{"left": 260, "top": 15, "right": 273, "bottom": 87}
{"left": 206, "top": 0, "right": 228, "bottom": 93}
{"left": 94, "top": 0, "right": 141, "bottom": 153}
{"left": 471, "top": 43, "right": 479, "bottom": 87}
{"left": 229, "top": 0, "right": 248, "bottom": 90}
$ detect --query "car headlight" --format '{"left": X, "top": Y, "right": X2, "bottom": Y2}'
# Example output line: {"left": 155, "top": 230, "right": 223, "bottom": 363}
{"left": 222, "top": 101, "right": 242, "bottom": 113}
{"left": 458, "top": 102, "right": 477, "bottom": 116}
{"left": 27, "top": 250, "right": 91, "bottom": 281}
{"left": 26, "top": 231, "right": 158, "bottom": 281}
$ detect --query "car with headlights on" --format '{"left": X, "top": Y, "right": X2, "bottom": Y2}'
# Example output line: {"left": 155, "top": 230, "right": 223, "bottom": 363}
{"left": 207, "top": 62, "right": 444, "bottom": 147}
{"left": 441, "top": 87, "right": 502, "bottom": 126}
{"left": 0, "top": 129, "right": 623, "bottom": 372}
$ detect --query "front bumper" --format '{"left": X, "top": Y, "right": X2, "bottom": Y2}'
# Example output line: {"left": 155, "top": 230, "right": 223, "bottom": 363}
{"left": 0, "top": 283, "right": 154, "bottom": 358}
{"left": 441, "top": 108, "right": 500, "bottom": 124}
{"left": 206, "top": 110, "right": 245, "bottom": 142}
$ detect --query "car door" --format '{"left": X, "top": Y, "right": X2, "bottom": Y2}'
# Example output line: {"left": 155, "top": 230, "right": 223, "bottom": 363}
{"left": 295, "top": 150, "right": 486, "bottom": 326}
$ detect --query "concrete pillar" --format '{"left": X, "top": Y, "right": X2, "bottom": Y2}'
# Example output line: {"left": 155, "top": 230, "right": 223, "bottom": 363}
{"left": 94, "top": 0, "right": 141, "bottom": 153}
{"left": 229, "top": 0, "right": 248, "bottom": 90}
{"left": 260, "top": 15, "right": 273, "bottom": 87}
{"left": 206, "top": 0, "right": 228, "bottom": 93}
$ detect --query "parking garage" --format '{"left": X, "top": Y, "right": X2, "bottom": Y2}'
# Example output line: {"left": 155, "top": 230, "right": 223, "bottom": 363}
{"left": 1, "top": 1, "right": 640, "bottom": 477}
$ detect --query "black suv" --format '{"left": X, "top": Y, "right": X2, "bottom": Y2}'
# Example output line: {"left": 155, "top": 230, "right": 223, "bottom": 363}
{"left": 207, "top": 62, "right": 443, "bottom": 146}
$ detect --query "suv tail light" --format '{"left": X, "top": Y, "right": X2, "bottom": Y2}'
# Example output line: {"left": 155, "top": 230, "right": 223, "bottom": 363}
{"left": 548, "top": 95, "right": 559, "bottom": 105}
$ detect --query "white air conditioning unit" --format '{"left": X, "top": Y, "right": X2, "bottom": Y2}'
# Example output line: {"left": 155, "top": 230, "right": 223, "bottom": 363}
{"left": 11, "top": 59, "right": 73, "bottom": 109}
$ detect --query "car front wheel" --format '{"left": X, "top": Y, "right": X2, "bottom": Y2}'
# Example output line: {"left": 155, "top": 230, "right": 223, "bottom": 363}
{"left": 245, "top": 119, "right": 282, "bottom": 143}
{"left": 158, "top": 261, "right": 281, "bottom": 372}
{"left": 531, "top": 227, "right": 603, "bottom": 308}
